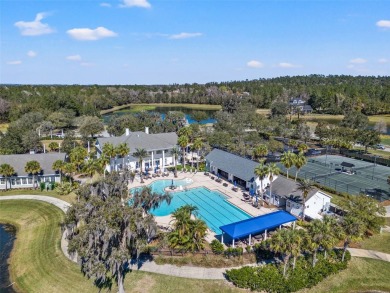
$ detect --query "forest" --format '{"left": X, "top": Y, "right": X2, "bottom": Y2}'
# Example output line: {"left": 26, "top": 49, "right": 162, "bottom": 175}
{"left": 0, "top": 75, "right": 389, "bottom": 124}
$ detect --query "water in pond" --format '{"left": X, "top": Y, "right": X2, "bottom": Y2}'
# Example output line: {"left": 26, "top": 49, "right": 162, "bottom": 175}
{"left": 102, "top": 105, "right": 218, "bottom": 125}
{"left": 0, "top": 224, "right": 16, "bottom": 293}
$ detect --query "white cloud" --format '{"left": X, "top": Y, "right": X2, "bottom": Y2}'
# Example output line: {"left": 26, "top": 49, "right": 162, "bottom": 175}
{"left": 278, "top": 62, "right": 298, "bottom": 68}
{"left": 349, "top": 58, "right": 367, "bottom": 64}
{"left": 66, "top": 55, "right": 82, "bottom": 61}
{"left": 14, "top": 12, "right": 54, "bottom": 36}
{"left": 169, "top": 32, "right": 202, "bottom": 39}
{"left": 378, "top": 58, "right": 389, "bottom": 63}
{"left": 247, "top": 60, "right": 264, "bottom": 68}
{"left": 7, "top": 60, "right": 22, "bottom": 65}
{"left": 376, "top": 20, "right": 390, "bottom": 28}
{"left": 67, "top": 27, "right": 117, "bottom": 41}
{"left": 27, "top": 50, "right": 37, "bottom": 57}
{"left": 100, "top": 2, "right": 112, "bottom": 7}
{"left": 120, "top": 0, "right": 151, "bottom": 8}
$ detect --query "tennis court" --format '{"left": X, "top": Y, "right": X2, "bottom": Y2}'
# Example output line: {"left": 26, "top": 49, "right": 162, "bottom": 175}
{"left": 278, "top": 155, "right": 390, "bottom": 201}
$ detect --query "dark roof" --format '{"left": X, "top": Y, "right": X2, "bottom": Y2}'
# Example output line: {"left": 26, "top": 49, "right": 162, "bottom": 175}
{"left": 269, "top": 176, "right": 318, "bottom": 200}
{"left": 96, "top": 131, "right": 177, "bottom": 153}
{"left": 0, "top": 153, "right": 66, "bottom": 176}
{"left": 341, "top": 162, "right": 355, "bottom": 168}
{"left": 220, "top": 211, "right": 297, "bottom": 239}
{"left": 205, "top": 149, "right": 259, "bottom": 182}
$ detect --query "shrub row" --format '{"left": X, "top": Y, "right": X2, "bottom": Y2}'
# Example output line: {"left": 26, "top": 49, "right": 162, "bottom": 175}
{"left": 225, "top": 250, "right": 351, "bottom": 293}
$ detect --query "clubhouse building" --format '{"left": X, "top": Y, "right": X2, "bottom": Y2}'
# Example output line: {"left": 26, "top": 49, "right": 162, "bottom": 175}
{"left": 95, "top": 128, "right": 178, "bottom": 173}
{"left": 0, "top": 153, "right": 66, "bottom": 189}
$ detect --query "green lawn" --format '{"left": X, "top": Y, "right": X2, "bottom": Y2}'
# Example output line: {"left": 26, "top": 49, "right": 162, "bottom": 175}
{"left": 381, "top": 134, "right": 390, "bottom": 146}
{"left": 0, "top": 189, "right": 76, "bottom": 203}
{"left": 0, "top": 200, "right": 242, "bottom": 293}
{"left": 357, "top": 232, "right": 390, "bottom": 254}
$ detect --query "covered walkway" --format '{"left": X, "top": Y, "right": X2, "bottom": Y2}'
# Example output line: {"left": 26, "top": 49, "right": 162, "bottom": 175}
{"left": 219, "top": 211, "right": 297, "bottom": 247}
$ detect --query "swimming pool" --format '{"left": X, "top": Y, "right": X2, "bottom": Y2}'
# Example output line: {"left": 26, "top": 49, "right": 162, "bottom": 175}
{"left": 130, "top": 179, "right": 251, "bottom": 234}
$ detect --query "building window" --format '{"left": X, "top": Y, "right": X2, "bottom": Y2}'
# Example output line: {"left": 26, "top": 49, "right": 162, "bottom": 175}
{"left": 45, "top": 177, "right": 50, "bottom": 182}
{"left": 15, "top": 178, "right": 21, "bottom": 185}
{"left": 22, "top": 178, "right": 27, "bottom": 185}
{"left": 11, "top": 179, "right": 15, "bottom": 185}
{"left": 28, "top": 178, "right": 33, "bottom": 184}
{"left": 156, "top": 150, "right": 162, "bottom": 154}
{"left": 0, "top": 179, "right": 5, "bottom": 185}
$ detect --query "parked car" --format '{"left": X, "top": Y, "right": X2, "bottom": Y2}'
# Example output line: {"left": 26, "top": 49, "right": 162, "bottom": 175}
{"left": 307, "top": 148, "right": 322, "bottom": 155}
{"left": 375, "top": 144, "right": 385, "bottom": 150}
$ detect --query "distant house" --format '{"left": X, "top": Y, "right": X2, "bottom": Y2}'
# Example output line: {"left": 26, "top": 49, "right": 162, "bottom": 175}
{"left": 95, "top": 127, "right": 178, "bottom": 172}
{"left": 205, "top": 149, "right": 270, "bottom": 191}
{"left": 266, "top": 176, "right": 331, "bottom": 220}
{"left": 0, "top": 153, "right": 66, "bottom": 189}
{"left": 289, "top": 98, "right": 313, "bottom": 114}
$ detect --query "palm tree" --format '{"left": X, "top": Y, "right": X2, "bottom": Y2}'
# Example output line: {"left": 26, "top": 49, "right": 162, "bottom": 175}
{"left": 281, "top": 151, "right": 296, "bottom": 179}
{"left": 306, "top": 219, "right": 324, "bottom": 267}
{"left": 102, "top": 142, "right": 117, "bottom": 172}
{"left": 116, "top": 143, "right": 130, "bottom": 171}
{"left": 321, "top": 216, "right": 343, "bottom": 259}
{"left": 0, "top": 164, "right": 15, "bottom": 191}
{"left": 269, "top": 229, "right": 293, "bottom": 277}
{"left": 52, "top": 159, "right": 64, "bottom": 182}
{"left": 63, "top": 162, "right": 76, "bottom": 183}
{"left": 192, "top": 138, "right": 203, "bottom": 171}
{"left": 178, "top": 135, "right": 189, "bottom": 172}
{"left": 288, "top": 139, "right": 298, "bottom": 151}
{"left": 188, "top": 219, "right": 207, "bottom": 251}
{"left": 131, "top": 186, "right": 172, "bottom": 216}
{"left": 295, "top": 179, "right": 315, "bottom": 220}
{"left": 69, "top": 146, "right": 87, "bottom": 172}
{"left": 133, "top": 148, "right": 148, "bottom": 183}
{"left": 96, "top": 154, "right": 110, "bottom": 178}
{"left": 170, "top": 147, "right": 179, "bottom": 177}
{"left": 297, "top": 143, "right": 308, "bottom": 154}
{"left": 340, "top": 215, "right": 365, "bottom": 262}
{"left": 267, "top": 163, "right": 280, "bottom": 205}
{"left": 254, "top": 163, "right": 269, "bottom": 205}
{"left": 294, "top": 152, "right": 307, "bottom": 181}
{"left": 253, "top": 144, "right": 268, "bottom": 161}
{"left": 82, "top": 159, "right": 98, "bottom": 179}
{"left": 25, "top": 160, "right": 41, "bottom": 189}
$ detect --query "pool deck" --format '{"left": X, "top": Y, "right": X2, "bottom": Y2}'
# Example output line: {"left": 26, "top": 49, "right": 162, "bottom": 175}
{"left": 128, "top": 171, "right": 278, "bottom": 242}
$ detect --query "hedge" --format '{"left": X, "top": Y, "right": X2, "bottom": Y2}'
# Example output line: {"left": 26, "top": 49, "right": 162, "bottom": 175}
{"left": 225, "top": 249, "right": 351, "bottom": 293}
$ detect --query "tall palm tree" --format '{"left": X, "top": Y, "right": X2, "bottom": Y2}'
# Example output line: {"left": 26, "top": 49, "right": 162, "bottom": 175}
{"left": 254, "top": 163, "right": 269, "bottom": 205}
{"left": 288, "top": 139, "right": 298, "bottom": 151}
{"left": 294, "top": 152, "right": 307, "bottom": 181}
{"left": 253, "top": 144, "right": 268, "bottom": 161}
{"left": 267, "top": 163, "right": 280, "bottom": 205}
{"left": 131, "top": 186, "right": 172, "bottom": 216}
{"left": 69, "top": 146, "right": 87, "bottom": 172}
{"left": 192, "top": 138, "right": 203, "bottom": 171}
{"left": 297, "top": 143, "right": 308, "bottom": 154}
{"left": 96, "top": 154, "right": 110, "bottom": 178}
{"left": 269, "top": 229, "right": 293, "bottom": 277}
{"left": 306, "top": 219, "right": 324, "bottom": 267}
{"left": 133, "top": 148, "right": 148, "bottom": 183}
{"left": 170, "top": 147, "right": 179, "bottom": 177}
{"left": 340, "top": 215, "right": 365, "bottom": 262}
{"left": 116, "top": 143, "right": 130, "bottom": 171}
{"left": 102, "top": 142, "right": 117, "bottom": 171}
{"left": 295, "top": 179, "right": 315, "bottom": 220}
{"left": 82, "top": 159, "right": 98, "bottom": 180}
{"left": 52, "top": 159, "right": 64, "bottom": 182}
{"left": 0, "top": 164, "right": 15, "bottom": 191}
{"left": 281, "top": 151, "right": 296, "bottom": 179}
{"left": 321, "top": 216, "right": 343, "bottom": 259}
{"left": 178, "top": 135, "right": 189, "bottom": 172}
{"left": 63, "top": 162, "right": 76, "bottom": 183}
{"left": 25, "top": 160, "right": 41, "bottom": 189}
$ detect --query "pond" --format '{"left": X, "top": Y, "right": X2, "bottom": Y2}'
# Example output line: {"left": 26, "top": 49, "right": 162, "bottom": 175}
{"left": 0, "top": 224, "right": 16, "bottom": 293}
{"left": 102, "top": 105, "right": 219, "bottom": 125}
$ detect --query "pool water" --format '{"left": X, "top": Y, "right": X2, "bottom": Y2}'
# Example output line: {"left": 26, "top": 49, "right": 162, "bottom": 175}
{"left": 130, "top": 179, "right": 251, "bottom": 234}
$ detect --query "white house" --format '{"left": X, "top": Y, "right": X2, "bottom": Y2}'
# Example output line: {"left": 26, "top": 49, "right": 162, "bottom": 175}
{"left": 0, "top": 152, "right": 66, "bottom": 189}
{"left": 95, "top": 128, "right": 178, "bottom": 173}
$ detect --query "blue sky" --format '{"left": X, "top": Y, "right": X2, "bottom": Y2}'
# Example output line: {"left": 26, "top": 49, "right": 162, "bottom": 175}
{"left": 1, "top": 0, "right": 389, "bottom": 84}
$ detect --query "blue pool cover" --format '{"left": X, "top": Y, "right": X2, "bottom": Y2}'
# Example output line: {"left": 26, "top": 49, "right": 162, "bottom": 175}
{"left": 219, "top": 211, "right": 297, "bottom": 239}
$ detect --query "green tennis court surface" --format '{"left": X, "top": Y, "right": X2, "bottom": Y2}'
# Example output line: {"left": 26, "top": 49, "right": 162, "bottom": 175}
{"left": 278, "top": 155, "right": 390, "bottom": 201}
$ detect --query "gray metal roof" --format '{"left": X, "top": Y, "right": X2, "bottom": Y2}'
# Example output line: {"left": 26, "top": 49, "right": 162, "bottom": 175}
{"left": 0, "top": 153, "right": 66, "bottom": 176}
{"left": 205, "top": 149, "right": 259, "bottom": 182}
{"left": 96, "top": 131, "right": 177, "bottom": 153}
{"left": 270, "top": 176, "right": 318, "bottom": 200}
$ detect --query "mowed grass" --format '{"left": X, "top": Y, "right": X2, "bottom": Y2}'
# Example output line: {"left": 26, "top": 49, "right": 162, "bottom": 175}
{"left": 0, "top": 200, "right": 243, "bottom": 293}
{"left": 357, "top": 232, "right": 390, "bottom": 254}
{"left": 298, "top": 258, "right": 390, "bottom": 293}
{"left": 100, "top": 103, "right": 222, "bottom": 115}
{"left": 0, "top": 189, "right": 77, "bottom": 203}
{"left": 381, "top": 134, "right": 390, "bottom": 146}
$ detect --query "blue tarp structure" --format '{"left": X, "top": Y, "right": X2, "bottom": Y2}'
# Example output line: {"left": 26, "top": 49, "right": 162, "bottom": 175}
{"left": 219, "top": 211, "right": 297, "bottom": 239}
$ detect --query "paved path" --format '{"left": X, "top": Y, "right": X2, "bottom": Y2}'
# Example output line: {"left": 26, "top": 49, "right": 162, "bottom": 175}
{"left": 1, "top": 195, "right": 390, "bottom": 280}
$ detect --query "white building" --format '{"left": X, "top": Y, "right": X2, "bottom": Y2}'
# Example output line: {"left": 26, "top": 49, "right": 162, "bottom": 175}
{"left": 0, "top": 153, "right": 66, "bottom": 189}
{"left": 95, "top": 128, "right": 178, "bottom": 173}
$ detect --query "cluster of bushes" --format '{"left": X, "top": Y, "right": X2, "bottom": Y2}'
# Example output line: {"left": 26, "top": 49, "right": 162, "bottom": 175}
{"left": 39, "top": 182, "right": 56, "bottom": 191}
{"left": 225, "top": 250, "right": 351, "bottom": 293}
{"left": 210, "top": 240, "right": 245, "bottom": 258}
{"left": 55, "top": 182, "right": 78, "bottom": 195}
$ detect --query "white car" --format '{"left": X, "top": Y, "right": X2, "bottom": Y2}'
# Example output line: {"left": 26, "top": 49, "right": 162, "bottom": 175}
{"left": 375, "top": 144, "right": 385, "bottom": 150}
